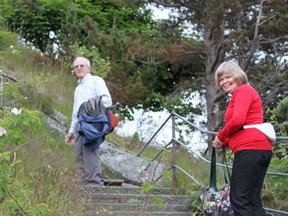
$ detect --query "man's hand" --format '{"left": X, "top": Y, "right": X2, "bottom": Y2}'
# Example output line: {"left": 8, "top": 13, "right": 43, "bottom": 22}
{"left": 65, "top": 133, "right": 74, "bottom": 145}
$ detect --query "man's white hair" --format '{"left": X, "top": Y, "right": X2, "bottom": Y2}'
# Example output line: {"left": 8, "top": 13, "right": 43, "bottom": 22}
{"left": 74, "top": 57, "right": 91, "bottom": 67}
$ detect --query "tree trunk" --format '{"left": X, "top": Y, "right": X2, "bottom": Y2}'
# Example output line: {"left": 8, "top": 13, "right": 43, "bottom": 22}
{"left": 204, "top": 22, "right": 225, "bottom": 151}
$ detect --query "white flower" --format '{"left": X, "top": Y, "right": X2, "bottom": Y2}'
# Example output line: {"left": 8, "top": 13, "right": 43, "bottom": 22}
{"left": 0, "top": 127, "right": 7, "bottom": 136}
{"left": 11, "top": 107, "right": 22, "bottom": 115}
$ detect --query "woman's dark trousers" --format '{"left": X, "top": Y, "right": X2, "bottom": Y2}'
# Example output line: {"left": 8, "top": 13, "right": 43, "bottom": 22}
{"left": 230, "top": 150, "right": 272, "bottom": 216}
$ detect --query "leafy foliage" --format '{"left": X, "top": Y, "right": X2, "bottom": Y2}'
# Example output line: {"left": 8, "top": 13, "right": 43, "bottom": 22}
{"left": 0, "top": 30, "right": 18, "bottom": 52}
{"left": 0, "top": 151, "right": 14, "bottom": 198}
{"left": 0, "top": 0, "right": 153, "bottom": 54}
{"left": 1, "top": 0, "right": 207, "bottom": 117}
{"left": 0, "top": 108, "right": 39, "bottom": 212}
{"left": 273, "top": 97, "right": 288, "bottom": 122}
{"left": 0, "top": 105, "right": 81, "bottom": 215}
{"left": 0, "top": 108, "right": 41, "bottom": 144}
{"left": 0, "top": 0, "right": 206, "bottom": 115}
{"left": 266, "top": 97, "right": 288, "bottom": 158}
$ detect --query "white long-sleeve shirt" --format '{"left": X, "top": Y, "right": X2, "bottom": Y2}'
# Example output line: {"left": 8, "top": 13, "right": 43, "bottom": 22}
{"left": 68, "top": 73, "right": 112, "bottom": 135}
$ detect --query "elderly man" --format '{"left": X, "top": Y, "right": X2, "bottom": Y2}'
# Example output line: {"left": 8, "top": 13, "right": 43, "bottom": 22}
{"left": 65, "top": 56, "right": 112, "bottom": 187}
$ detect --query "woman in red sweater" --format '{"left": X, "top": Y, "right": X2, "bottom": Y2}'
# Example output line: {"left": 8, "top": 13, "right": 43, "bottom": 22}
{"left": 212, "top": 60, "right": 272, "bottom": 216}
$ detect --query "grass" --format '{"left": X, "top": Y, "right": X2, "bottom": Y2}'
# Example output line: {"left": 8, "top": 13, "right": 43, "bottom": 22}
{"left": 0, "top": 121, "right": 83, "bottom": 215}
{"left": 0, "top": 39, "right": 84, "bottom": 214}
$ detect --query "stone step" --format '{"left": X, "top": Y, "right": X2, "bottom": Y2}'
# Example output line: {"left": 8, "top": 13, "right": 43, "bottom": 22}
{"left": 77, "top": 185, "right": 192, "bottom": 215}
{"left": 77, "top": 185, "right": 187, "bottom": 195}
{"left": 85, "top": 202, "right": 190, "bottom": 212}
{"left": 84, "top": 210, "right": 191, "bottom": 216}
{"left": 104, "top": 178, "right": 124, "bottom": 186}
{"left": 80, "top": 193, "right": 190, "bottom": 205}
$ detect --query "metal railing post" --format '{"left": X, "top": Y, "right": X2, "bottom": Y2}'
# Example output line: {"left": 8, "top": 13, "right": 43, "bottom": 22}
{"left": 171, "top": 110, "right": 177, "bottom": 188}
{"left": 0, "top": 68, "right": 17, "bottom": 109}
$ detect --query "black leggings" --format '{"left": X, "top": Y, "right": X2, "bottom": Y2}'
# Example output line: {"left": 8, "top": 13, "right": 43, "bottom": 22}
{"left": 230, "top": 150, "right": 272, "bottom": 216}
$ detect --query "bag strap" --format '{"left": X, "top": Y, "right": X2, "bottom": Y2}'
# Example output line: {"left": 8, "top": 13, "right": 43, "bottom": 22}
{"left": 222, "top": 148, "right": 231, "bottom": 184}
{"left": 210, "top": 147, "right": 232, "bottom": 189}
{"left": 209, "top": 147, "right": 217, "bottom": 190}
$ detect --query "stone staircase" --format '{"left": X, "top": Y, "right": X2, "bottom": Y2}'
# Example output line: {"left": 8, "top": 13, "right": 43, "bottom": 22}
{"left": 76, "top": 184, "right": 192, "bottom": 216}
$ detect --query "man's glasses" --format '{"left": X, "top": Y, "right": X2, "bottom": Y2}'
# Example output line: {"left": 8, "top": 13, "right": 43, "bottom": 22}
{"left": 73, "top": 64, "right": 86, "bottom": 70}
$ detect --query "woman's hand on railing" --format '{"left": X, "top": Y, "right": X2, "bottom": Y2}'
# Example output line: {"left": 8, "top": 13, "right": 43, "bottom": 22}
{"left": 212, "top": 136, "right": 223, "bottom": 149}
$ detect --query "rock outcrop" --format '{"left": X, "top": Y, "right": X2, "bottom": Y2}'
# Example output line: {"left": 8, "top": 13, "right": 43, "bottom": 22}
{"left": 44, "top": 110, "right": 168, "bottom": 186}
{"left": 100, "top": 142, "right": 167, "bottom": 186}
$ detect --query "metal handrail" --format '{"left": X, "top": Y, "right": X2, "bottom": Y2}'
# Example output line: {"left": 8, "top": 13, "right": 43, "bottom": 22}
{"left": 138, "top": 111, "right": 288, "bottom": 173}
{"left": 137, "top": 110, "right": 288, "bottom": 214}
{"left": 171, "top": 110, "right": 217, "bottom": 136}
{"left": 137, "top": 113, "right": 172, "bottom": 156}
{"left": 152, "top": 165, "right": 206, "bottom": 187}
{"left": 144, "top": 140, "right": 172, "bottom": 171}
{"left": 263, "top": 208, "right": 288, "bottom": 215}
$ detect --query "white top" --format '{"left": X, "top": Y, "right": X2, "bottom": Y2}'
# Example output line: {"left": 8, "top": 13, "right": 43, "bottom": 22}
{"left": 68, "top": 73, "right": 112, "bottom": 135}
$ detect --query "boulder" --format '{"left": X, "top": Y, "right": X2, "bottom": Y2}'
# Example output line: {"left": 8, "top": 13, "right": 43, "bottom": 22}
{"left": 100, "top": 142, "right": 168, "bottom": 186}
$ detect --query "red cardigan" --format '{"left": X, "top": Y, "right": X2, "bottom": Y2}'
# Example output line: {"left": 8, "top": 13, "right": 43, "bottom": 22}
{"left": 217, "top": 84, "right": 272, "bottom": 154}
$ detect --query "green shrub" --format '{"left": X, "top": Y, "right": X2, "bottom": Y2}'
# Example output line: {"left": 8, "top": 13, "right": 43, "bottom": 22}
{"left": 0, "top": 30, "right": 18, "bottom": 51}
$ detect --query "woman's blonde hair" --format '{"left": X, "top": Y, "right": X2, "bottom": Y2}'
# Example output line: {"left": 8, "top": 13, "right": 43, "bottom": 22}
{"left": 214, "top": 60, "right": 248, "bottom": 89}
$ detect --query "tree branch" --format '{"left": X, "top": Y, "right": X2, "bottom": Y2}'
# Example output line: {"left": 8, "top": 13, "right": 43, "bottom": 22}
{"left": 243, "top": 0, "right": 265, "bottom": 71}
{"left": 8, "top": 192, "right": 29, "bottom": 215}
{"left": 134, "top": 49, "right": 206, "bottom": 65}
{"left": 259, "top": 35, "right": 288, "bottom": 44}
